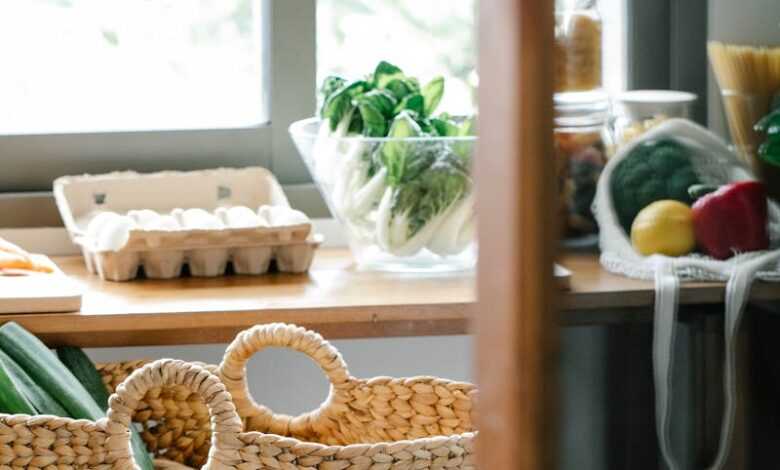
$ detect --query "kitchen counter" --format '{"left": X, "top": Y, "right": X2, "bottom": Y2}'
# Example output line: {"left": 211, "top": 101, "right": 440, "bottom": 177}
{"left": 0, "top": 249, "right": 778, "bottom": 347}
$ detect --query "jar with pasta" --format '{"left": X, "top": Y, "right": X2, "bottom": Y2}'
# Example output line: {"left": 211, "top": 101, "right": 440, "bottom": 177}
{"left": 555, "top": 0, "right": 602, "bottom": 93}
{"left": 554, "top": 92, "right": 613, "bottom": 240}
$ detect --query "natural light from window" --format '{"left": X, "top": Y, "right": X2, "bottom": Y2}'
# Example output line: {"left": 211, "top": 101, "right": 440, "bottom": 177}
{"left": 0, "top": 0, "right": 267, "bottom": 135}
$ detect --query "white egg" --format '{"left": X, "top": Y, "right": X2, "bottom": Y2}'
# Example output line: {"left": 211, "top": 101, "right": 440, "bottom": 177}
{"left": 222, "top": 206, "right": 265, "bottom": 228}
{"left": 127, "top": 209, "right": 161, "bottom": 228}
{"left": 280, "top": 208, "right": 310, "bottom": 226}
{"left": 86, "top": 211, "right": 122, "bottom": 241}
{"left": 145, "top": 214, "right": 180, "bottom": 231}
{"left": 257, "top": 205, "right": 310, "bottom": 227}
{"left": 95, "top": 216, "right": 136, "bottom": 251}
{"left": 257, "top": 205, "right": 274, "bottom": 224}
{"left": 181, "top": 208, "right": 224, "bottom": 230}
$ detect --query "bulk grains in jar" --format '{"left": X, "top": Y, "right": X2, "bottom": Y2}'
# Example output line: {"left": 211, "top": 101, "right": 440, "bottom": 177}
{"left": 555, "top": 0, "right": 602, "bottom": 93}
{"left": 554, "top": 92, "right": 613, "bottom": 241}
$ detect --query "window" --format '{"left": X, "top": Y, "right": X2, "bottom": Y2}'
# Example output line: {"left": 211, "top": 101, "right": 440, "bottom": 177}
{"left": 0, "top": 0, "right": 314, "bottom": 195}
{"left": 1, "top": 0, "right": 268, "bottom": 135}
{"left": 600, "top": 0, "right": 628, "bottom": 94}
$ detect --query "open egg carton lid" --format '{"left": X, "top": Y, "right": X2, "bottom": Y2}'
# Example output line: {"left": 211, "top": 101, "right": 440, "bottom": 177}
{"left": 53, "top": 167, "right": 323, "bottom": 281}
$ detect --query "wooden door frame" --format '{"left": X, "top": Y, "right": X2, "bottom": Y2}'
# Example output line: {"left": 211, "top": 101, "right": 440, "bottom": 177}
{"left": 475, "top": 0, "right": 559, "bottom": 469}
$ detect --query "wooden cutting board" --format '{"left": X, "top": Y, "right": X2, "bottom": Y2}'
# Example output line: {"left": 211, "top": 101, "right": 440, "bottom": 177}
{"left": 0, "top": 255, "right": 83, "bottom": 314}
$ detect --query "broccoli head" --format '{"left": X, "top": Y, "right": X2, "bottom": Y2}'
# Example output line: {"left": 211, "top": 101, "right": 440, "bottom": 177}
{"left": 611, "top": 139, "right": 701, "bottom": 233}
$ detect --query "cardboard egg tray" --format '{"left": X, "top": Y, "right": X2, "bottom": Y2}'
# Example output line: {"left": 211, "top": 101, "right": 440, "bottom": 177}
{"left": 54, "top": 167, "right": 322, "bottom": 281}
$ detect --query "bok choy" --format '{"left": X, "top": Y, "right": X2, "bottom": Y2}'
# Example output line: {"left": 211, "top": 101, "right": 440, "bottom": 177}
{"left": 315, "top": 60, "right": 476, "bottom": 257}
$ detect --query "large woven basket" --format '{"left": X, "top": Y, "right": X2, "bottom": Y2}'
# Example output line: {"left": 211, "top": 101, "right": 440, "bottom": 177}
{"left": 3, "top": 323, "right": 478, "bottom": 470}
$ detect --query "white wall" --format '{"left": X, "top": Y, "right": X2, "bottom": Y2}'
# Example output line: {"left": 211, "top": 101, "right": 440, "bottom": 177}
{"left": 707, "top": 0, "right": 780, "bottom": 135}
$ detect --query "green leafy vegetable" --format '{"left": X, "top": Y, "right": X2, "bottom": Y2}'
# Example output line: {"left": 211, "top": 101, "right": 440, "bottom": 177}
{"left": 384, "top": 77, "right": 420, "bottom": 102}
{"left": 391, "top": 155, "right": 471, "bottom": 238}
{"left": 431, "top": 116, "right": 460, "bottom": 137}
{"left": 396, "top": 93, "right": 426, "bottom": 116}
{"left": 322, "top": 80, "right": 370, "bottom": 131}
{"left": 381, "top": 112, "right": 423, "bottom": 186}
{"left": 755, "top": 107, "right": 780, "bottom": 167}
{"left": 422, "top": 76, "right": 445, "bottom": 116}
{"left": 319, "top": 75, "right": 347, "bottom": 115}
{"left": 372, "top": 60, "right": 405, "bottom": 88}
{"left": 354, "top": 90, "right": 397, "bottom": 137}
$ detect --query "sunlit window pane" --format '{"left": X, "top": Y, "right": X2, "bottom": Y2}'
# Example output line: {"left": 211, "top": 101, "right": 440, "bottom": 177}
{"left": 0, "top": 0, "right": 267, "bottom": 135}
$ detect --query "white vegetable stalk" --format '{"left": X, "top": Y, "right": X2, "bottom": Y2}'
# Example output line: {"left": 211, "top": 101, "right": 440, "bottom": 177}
{"left": 333, "top": 140, "right": 373, "bottom": 215}
{"left": 375, "top": 188, "right": 451, "bottom": 257}
{"left": 312, "top": 114, "right": 352, "bottom": 186}
{"left": 427, "top": 193, "right": 476, "bottom": 256}
{"left": 331, "top": 139, "right": 389, "bottom": 242}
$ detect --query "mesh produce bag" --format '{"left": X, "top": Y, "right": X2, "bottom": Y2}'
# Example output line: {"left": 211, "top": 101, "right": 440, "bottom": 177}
{"left": 593, "top": 118, "right": 780, "bottom": 470}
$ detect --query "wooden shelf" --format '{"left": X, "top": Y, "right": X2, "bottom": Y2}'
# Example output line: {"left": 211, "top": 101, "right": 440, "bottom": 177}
{"left": 4, "top": 249, "right": 474, "bottom": 347}
{"left": 1, "top": 249, "right": 778, "bottom": 347}
{"left": 561, "top": 253, "right": 780, "bottom": 323}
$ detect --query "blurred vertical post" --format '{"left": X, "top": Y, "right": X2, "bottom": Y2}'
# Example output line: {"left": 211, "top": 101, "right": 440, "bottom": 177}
{"left": 475, "top": 0, "right": 558, "bottom": 469}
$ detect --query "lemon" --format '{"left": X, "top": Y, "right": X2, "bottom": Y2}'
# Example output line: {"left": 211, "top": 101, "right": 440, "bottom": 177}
{"left": 630, "top": 200, "right": 695, "bottom": 257}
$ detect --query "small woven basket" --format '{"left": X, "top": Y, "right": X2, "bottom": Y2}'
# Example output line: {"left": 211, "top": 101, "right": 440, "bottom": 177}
{"left": 0, "top": 359, "right": 237, "bottom": 470}
{"left": 2, "top": 323, "right": 478, "bottom": 470}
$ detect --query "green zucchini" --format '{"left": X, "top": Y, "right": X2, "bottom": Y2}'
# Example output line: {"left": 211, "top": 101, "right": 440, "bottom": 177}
{"left": 56, "top": 346, "right": 153, "bottom": 470}
{"left": 0, "top": 349, "right": 68, "bottom": 416}
{"left": 57, "top": 347, "right": 110, "bottom": 408}
{"left": 0, "top": 356, "right": 35, "bottom": 415}
{"left": 0, "top": 323, "right": 153, "bottom": 470}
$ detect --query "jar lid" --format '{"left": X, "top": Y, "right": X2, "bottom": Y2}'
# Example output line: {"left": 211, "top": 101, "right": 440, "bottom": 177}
{"left": 554, "top": 91, "right": 610, "bottom": 127}
{"left": 615, "top": 90, "right": 697, "bottom": 120}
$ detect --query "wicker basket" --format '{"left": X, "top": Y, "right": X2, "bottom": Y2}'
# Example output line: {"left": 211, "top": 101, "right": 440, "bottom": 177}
{"left": 2, "top": 324, "right": 478, "bottom": 470}
{"left": 0, "top": 359, "right": 237, "bottom": 470}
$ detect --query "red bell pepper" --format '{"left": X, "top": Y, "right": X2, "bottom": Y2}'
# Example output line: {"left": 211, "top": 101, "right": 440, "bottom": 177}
{"left": 691, "top": 181, "right": 769, "bottom": 260}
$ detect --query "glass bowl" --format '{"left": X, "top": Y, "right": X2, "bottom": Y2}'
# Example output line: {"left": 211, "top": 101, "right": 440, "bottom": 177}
{"left": 289, "top": 117, "right": 477, "bottom": 272}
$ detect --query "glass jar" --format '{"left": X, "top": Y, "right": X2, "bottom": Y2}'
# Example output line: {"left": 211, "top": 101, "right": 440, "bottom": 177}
{"left": 555, "top": 0, "right": 602, "bottom": 93}
{"left": 554, "top": 92, "right": 612, "bottom": 240}
{"left": 611, "top": 90, "right": 697, "bottom": 149}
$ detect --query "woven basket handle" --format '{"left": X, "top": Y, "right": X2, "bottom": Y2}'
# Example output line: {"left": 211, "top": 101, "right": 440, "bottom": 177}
{"left": 105, "top": 359, "right": 243, "bottom": 469}
{"left": 216, "top": 323, "right": 351, "bottom": 437}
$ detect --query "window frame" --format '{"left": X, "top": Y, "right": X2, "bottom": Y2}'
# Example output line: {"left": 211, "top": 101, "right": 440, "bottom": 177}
{"left": 626, "top": 0, "right": 709, "bottom": 124}
{"left": 0, "top": 0, "right": 316, "bottom": 192}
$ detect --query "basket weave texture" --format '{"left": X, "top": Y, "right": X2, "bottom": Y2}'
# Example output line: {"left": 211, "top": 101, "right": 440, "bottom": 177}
{"left": 2, "top": 323, "right": 478, "bottom": 470}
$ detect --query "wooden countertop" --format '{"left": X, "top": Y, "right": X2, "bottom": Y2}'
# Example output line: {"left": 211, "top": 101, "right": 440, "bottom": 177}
{"left": 0, "top": 249, "right": 778, "bottom": 347}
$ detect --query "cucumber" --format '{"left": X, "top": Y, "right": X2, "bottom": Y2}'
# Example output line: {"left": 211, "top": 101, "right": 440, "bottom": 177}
{"left": 0, "top": 356, "right": 35, "bottom": 415}
{"left": 0, "top": 322, "right": 104, "bottom": 418}
{"left": 0, "top": 349, "right": 68, "bottom": 416}
{"left": 56, "top": 346, "right": 153, "bottom": 470}
{"left": 0, "top": 323, "right": 154, "bottom": 470}
{"left": 57, "top": 347, "right": 110, "bottom": 408}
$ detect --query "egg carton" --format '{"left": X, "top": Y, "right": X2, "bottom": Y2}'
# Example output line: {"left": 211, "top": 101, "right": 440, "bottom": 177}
{"left": 53, "top": 167, "right": 323, "bottom": 281}
{"left": 80, "top": 238, "right": 321, "bottom": 281}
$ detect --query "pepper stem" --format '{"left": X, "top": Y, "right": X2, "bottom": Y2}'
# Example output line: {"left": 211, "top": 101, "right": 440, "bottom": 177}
{"left": 688, "top": 184, "right": 720, "bottom": 200}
